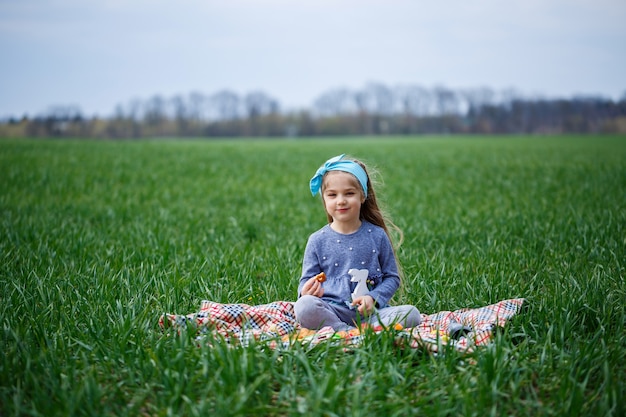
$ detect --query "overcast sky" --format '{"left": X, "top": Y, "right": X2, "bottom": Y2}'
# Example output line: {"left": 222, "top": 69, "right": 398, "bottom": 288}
{"left": 1, "top": 0, "right": 625, "bottom": 118}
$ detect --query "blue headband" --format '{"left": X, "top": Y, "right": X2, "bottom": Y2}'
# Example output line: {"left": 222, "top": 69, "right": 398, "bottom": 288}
{"left": 310, "top": 154, "right": 368, "bottom": 197}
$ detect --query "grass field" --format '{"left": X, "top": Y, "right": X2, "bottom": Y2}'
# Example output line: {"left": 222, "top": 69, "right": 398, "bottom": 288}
{"left": 1, "top": 136, "right": 625, "bottom": 416}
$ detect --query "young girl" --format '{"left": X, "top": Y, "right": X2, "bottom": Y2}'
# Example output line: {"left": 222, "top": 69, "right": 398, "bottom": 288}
{"left": 295, "top": 154, "right": 422, "bottom": 331}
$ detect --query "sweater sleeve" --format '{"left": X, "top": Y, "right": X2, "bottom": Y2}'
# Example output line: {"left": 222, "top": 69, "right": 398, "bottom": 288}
{"left": 298, "top": 235, "right": 321, "bottom": 297}
{"left": 366, "top": 231, "right": 401, "bottom": 308}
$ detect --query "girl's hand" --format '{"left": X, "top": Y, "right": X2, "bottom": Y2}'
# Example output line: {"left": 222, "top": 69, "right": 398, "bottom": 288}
{"left": 352, "top": 295, "right": 375, "bottom": 316}
{"left": 301, "top": 276, "right": 324, "bottom": 298}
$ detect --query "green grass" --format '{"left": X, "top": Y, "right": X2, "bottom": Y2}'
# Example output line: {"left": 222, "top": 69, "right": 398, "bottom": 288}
{"left": 1, "top": 135, "right": 625, "bottom": 416}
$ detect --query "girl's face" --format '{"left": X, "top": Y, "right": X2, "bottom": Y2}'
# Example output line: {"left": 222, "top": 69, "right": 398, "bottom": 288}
{"left": 322, "top": 171, "right": 365, "bottom": 227}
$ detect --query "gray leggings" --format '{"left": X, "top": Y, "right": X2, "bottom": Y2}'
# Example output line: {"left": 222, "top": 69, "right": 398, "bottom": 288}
{"left": 294, "top": 295, "right": 422, "bottom": 331}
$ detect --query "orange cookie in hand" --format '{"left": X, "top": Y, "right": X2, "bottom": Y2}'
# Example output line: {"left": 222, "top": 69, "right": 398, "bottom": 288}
{"left": 314, "top": 272, "right": 326, "bottom": 283}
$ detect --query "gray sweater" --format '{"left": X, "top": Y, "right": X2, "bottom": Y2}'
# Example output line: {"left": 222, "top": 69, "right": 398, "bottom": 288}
{"left": 298, "top": 221, "right": 401, "bottom": 308}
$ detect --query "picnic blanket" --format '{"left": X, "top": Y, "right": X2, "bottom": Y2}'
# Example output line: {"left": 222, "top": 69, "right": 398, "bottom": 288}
{"left": 159, "top": 298, "right": 525, "bottom": 353}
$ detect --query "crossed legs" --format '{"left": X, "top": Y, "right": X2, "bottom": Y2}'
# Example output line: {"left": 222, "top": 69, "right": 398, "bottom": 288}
{"left": 294, "top": 295, "right": 422, "bottom": 331}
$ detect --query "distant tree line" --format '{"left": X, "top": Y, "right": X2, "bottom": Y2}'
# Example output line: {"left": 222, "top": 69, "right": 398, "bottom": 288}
{"left": 2, "top": 83, "right": 625, "bottom": 138}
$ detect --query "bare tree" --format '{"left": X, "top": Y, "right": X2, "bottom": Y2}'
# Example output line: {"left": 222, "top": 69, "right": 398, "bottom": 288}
{"left": 244, "top": 91, "right": 279, "bottom": 118}
{"left": 433, "top": 86, "right": 460, "bottom": 115}
{"left": 170, "top": 95, "right": 190, "bottom": 135}
{"left": 143, "top": 95, "right": 167, "bottom": 125}
{"left": 462, "top": 87, "right": 495, "bottom": 113}
{"left": 210, "top": 90, "right": 241, "bottom": 120}
{"left": 364, "top": 82, "right": 394, "bottom": 115}
{"left": 395, "top": 85, "right": 433, "bottom": 116}
{"left": 313, "top": 88, "right": 356, "bottom": 116}
{"left": 187, "top": 91, "right": 209, "bottom": 122}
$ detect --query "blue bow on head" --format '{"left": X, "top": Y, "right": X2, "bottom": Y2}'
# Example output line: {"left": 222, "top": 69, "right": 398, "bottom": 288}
{"left": 309, "top": 154, "right": 369, "bottom": 197}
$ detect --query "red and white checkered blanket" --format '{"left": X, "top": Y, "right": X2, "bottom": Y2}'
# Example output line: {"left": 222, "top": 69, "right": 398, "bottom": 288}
{"left": 159, "top": 298, "right": 525, "bottom": 353}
